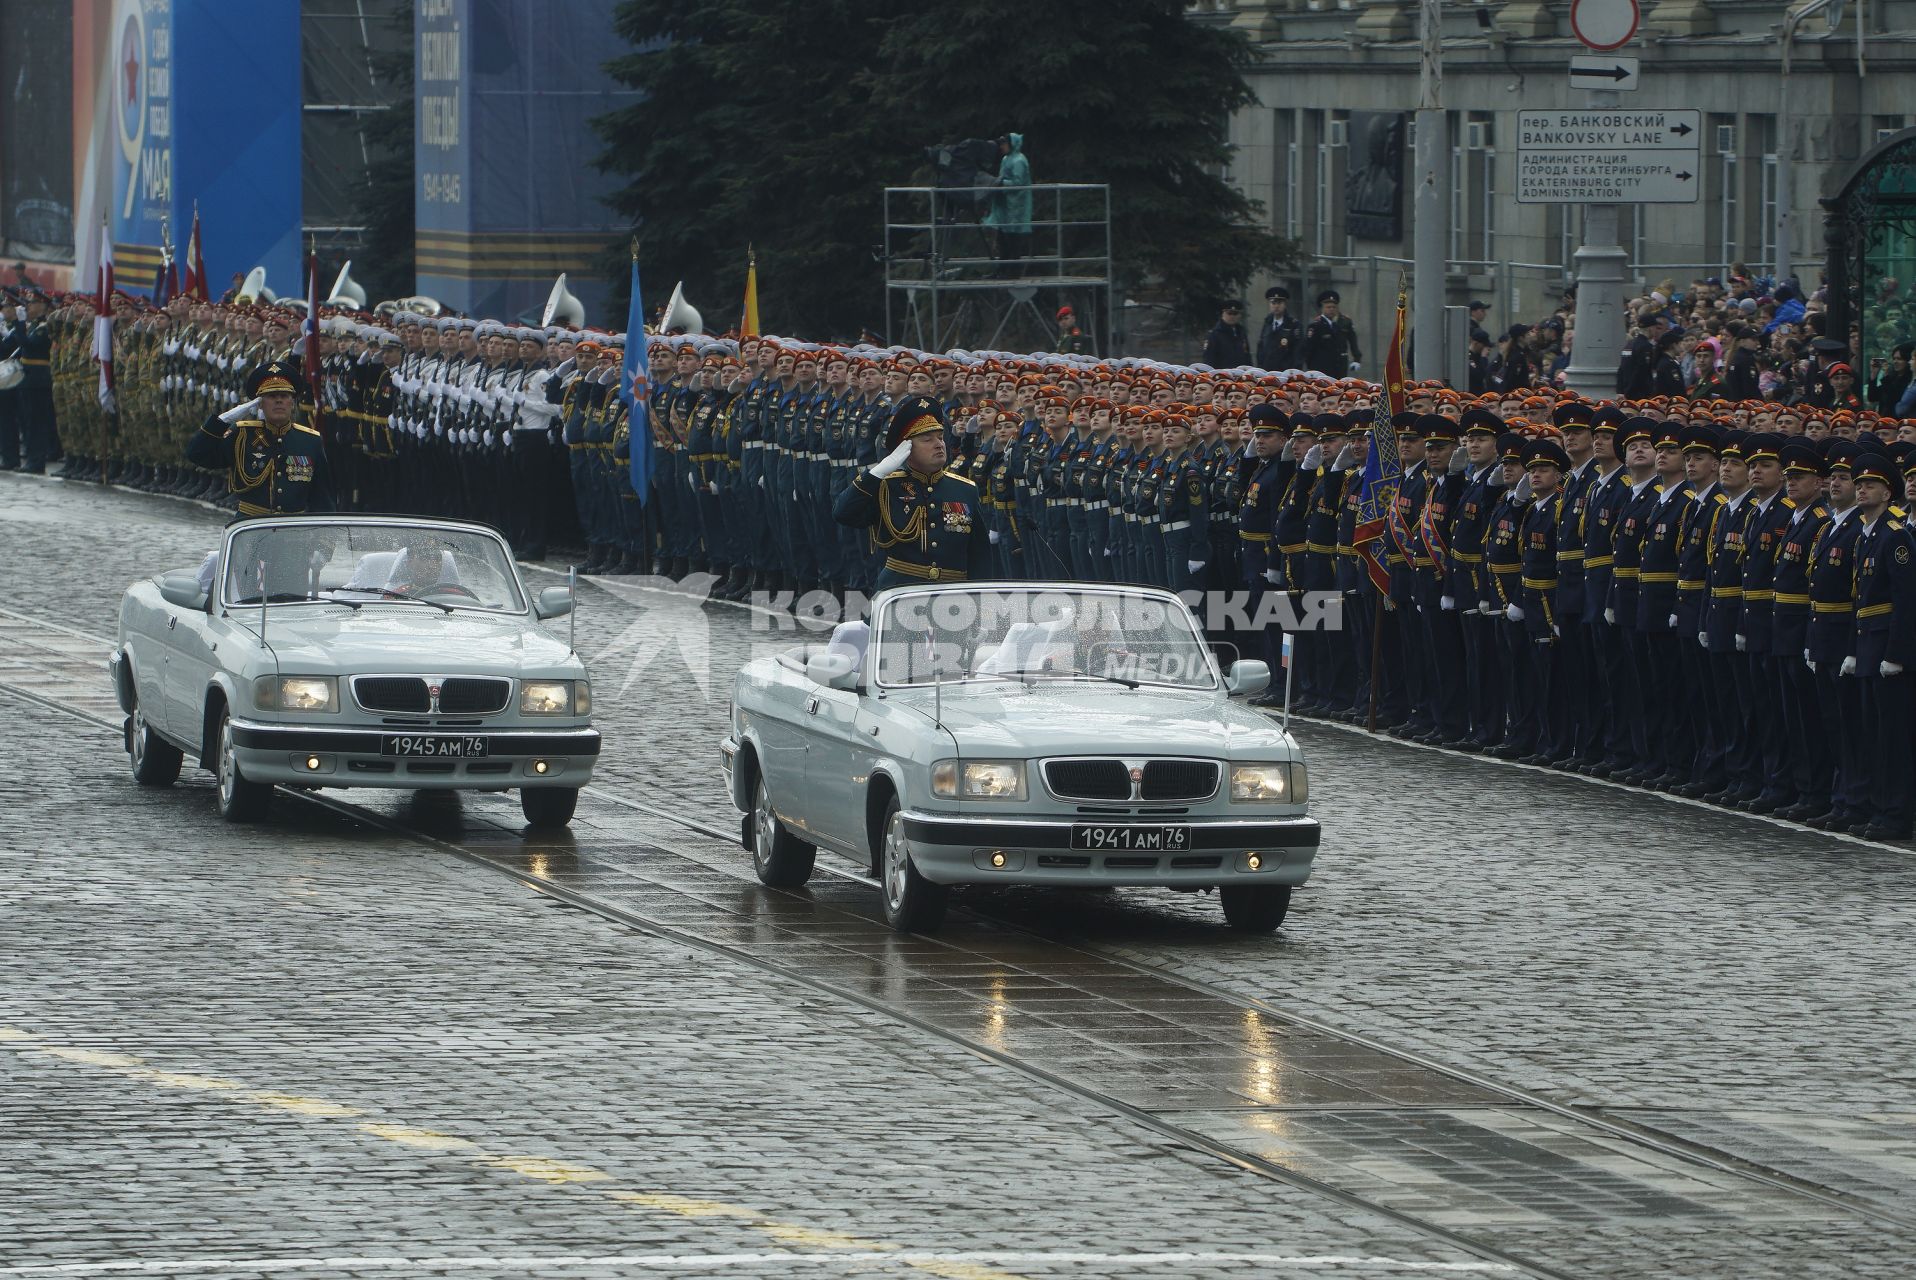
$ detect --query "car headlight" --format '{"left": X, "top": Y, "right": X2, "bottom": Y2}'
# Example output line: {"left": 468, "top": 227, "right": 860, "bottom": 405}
{"left": 519, "top": 680, "right": 575, "bottom": 715}
{"left": 1230, "top": 762, "right": 1306, "bottom": 803}
{"left": 931, "top": 759, "right": 1027, "bottom": 800}
{"left": 254, "top": 675, "right": 337, "bottom": 713}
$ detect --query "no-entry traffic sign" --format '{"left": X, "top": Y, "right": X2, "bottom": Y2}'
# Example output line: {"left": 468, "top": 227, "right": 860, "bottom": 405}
{"left": 1570, "top": 0, "right": 1640, "bottom": 50}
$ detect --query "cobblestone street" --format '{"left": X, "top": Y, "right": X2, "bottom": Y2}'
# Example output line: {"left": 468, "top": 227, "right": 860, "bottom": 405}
{"left": 4, "top": 473, "right": 1915, "bottom": 1278}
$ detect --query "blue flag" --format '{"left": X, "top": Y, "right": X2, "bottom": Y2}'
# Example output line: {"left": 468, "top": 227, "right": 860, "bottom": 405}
{"left": 621, "top": 255, "right": 654, "bottom": 503}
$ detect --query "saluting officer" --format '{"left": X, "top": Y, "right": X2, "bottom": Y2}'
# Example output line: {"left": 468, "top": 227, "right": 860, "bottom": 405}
{"left": 185, "top": 359, "right": 332, "bottom": 518}
{"left": 835, "top": 395, "right": 988, "bottom": 590}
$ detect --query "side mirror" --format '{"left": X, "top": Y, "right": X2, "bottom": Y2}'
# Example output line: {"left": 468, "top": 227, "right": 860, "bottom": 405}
{"left": 159, "top": 571, "right": 208, "bottom": 613}
{"left": 533, "top": 585, "right": 573, "bottom": 620}
{"left": 1225, "top": 658, "right": 1270, "bottom": 698}
{"left": 805, "top": 649, "right": 860, "bottom": 691}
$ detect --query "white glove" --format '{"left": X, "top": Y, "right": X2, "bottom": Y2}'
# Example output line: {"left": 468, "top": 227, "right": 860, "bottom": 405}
{"left": 1806, "top": 659, "right": 1817, "bottom": 674}
{"left": 988, "top": 529, "right": 1001, "bottom": 545}
{"left": 870, "top": 438, "right": 913, "bottom": 478}
{"left": 1479, "top": 600, "right": 1493, "bottom": 613}
{"left": 1513, "top": 475, "right": 1533, "bottom": 503}
{"left": 791, "top": 489, "right": 799, "bottom": 501}
{"left": 1734, "top": 634, "right": 1747, "bottom": 652}
{"left": 433, "top": 421, "right": 445, "bottom": 438}
{"left": 1333, "top": 444, "right": 1359, "bottom": 470}
{"left": 1697, "top": 632, "right": 1708, "bottom": 648}
{"left": 688, "top": 472, "right": 700, "bottom": 492}
{"left": 482, "top": 429, "right": 495, "bottom": 446}
{"left": 1301, "top": 444, "right": 1324, "bottom": 470}
{"left": 1187, "top": 560, "right": 1207, "bottom": 573}
{"left": 1604, "top": 606, "right": 1615, "bottom": 625}
{"left": 1348, "top": 361, "right": 1362, "bottom": 374}
{"left": 756, "top": 476, "right": 765, "bottom": 488}
{"left": 1668, "top": 614, "right": 1678, "bottom": 629}
{"left": 1884, "top": 661, "right": 1906, "bottom": 676}
{"left": 218, "top": 397, "right": 261, "bottom": 424}
{"left": 1841, "top": 656, "right": 1857, "bottom": 676}
{"left": 1552, "top": 623, "right": 1562, "bottom": 637}
{"left": 1264, "top": 569, "right": 1281, "bottom": 585}
{"left": 1448, "top": 448, "right": 1468, "bottom": 475}
{"left": 1280, "top": 439, "right": 1297, "bottom": 463}
{"left": 707, "top": 481, "right": 719, "bottom": 495}
{"left": 1506, "top": 604, "right": 1526, "bottom": 622}
{"left": 1440, "top": 595, "right": 1455, "bottom": 611}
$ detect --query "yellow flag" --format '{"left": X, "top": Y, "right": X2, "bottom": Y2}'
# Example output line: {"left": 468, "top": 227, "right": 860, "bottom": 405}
{"left": 741, "top": 249, "right": 760, "bottom": 338}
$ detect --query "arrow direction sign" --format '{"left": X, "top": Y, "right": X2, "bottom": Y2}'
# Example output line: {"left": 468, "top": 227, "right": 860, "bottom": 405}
{"left": 1569, "top": 55, "right": 1639, "bottom": 91}
{"left": 1515, "top": 109, "right": 1702, "bottom": 204}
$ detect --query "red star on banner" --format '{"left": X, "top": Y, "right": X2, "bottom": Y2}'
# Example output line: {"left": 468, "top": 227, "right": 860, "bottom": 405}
{"left": 123, "top": 33, "right": 140, "bottom": 105}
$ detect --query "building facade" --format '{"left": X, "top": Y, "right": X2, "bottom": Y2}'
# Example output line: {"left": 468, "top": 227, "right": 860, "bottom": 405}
{"left": 1199, "top": 0, "right": 1913, "bottom": 364}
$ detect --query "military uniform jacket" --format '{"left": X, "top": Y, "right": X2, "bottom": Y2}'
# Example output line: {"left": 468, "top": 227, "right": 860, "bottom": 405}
{"left": 185, "top": 414, "right": 333, "bottom": 517}
{"left": 834, "top": 464, "right": 989, "bottom": 585}
{"left": 1674, "top": 483, "right": 1724, "bottom": 633}
{"left": 1450, "top": 463, "right": 1501, "bottom": 605}
{"left": 1635, "top": 481, "right": 1694, "bottom": 632}
{"left": 1738, "top": 492, "right": 1797, "bottom": 651}
{"left": 1702, "top": 492, "right": 1751, "bottom": 652}
{"left": 13, "top": 321, "right": 51, "bottom": 387}
{"left": 1416, "top": 469, "right": 1464, "bottom": 600}
{"left": 1805, "top": 508, "right": 1864, "bottom": 664}
{"left": 1520, "top": 493, "right": 1564, "bottom": 638}
{"left": 1578, "top": 465, "right": 1624, "bottom": 620}
{"left": 1556, "top": 460, "right": 1600, "bottom": 622}
{"left": 1608, "top": 478, "right": 1662, "bottom": 623}
{"left": 1851, "top": 514, "right": 1916, "bottom": 669}
{"left": 1485, "top": 490, "right": 1528, "bottom": 612}
{"left": 1770, "top": 501, "right": 1830, "bottom": 657}
{"left": 1387, "top": 462, "right": 1427, "bottom": 606}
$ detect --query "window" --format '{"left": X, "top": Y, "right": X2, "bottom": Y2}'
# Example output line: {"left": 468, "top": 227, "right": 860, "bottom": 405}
{"left": 1715, "top": 120, "right": 1738, "bottom": 266}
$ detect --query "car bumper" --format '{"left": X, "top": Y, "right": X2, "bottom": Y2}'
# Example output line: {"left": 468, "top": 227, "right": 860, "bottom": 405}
{"left": 898, "top": 810, "right": 1320, "bottom": 888}
{"left": 228, "top": 719, "right": 600, "bottom": 789}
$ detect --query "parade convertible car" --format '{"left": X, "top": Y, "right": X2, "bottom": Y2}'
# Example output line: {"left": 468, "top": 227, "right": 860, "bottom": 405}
{"left": 720, "top": 583, "right": 1320, "bottom": 933}
{"left": 109, "top": 515, "right": 599, "bottom": 826}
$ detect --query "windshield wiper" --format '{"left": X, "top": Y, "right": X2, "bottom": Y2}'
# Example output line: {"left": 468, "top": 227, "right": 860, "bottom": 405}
{"left": 1012, "top": 667, "right": 1141, "bottom": 689}
{"left": 315, "top": 590, "right": 363, "bottom": 610}
{"left": 231, "top": 592, "right": 310, "bottom": 605}
{"left": 353, "top": 586, "right": 455, "bottom": 613}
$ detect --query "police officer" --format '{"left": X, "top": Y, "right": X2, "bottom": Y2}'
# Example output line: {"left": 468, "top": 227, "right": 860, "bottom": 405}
{"left": 1302, "top": 290, "right": 1362, "bottom": 377}
{"left": 834, "top": 396, "right": 988, "bottom": 589}
{"left": 1201, "top": 302, "right": 1250, "bottom": 370}
{"left": 1255, "top": 287, "right": 1302, "bottom": 372}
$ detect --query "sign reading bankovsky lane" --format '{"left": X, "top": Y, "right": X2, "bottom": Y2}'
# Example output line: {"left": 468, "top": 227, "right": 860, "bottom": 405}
{"left": 1516, "top": 109, "right": 1701, "bottom": 204}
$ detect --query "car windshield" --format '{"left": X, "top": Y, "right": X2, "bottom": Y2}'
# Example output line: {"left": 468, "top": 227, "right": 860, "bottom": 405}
{"left": 873, "top": 588, "right": 1217, "bottom": 690}
{"left": 222, "top": 522, "right": 526, "bottom": 612}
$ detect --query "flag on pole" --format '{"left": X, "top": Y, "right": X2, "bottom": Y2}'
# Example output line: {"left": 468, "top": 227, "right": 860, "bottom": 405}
{"left": 621, "top": 240, "right": 654, "bottom": 503}
{"left": 93, "top": 220, "right": 114, "bottom": 410}
{"left": 1351, "top": 285, "right": 1409, "bottom": 594}
{"left": 152, "top": 224, "right": 174, "bottom": 307}
{"left": 184, "top": 205, "right": 208, "bottom": 301}
{"left": 741, "top": 247, "right": 760, "bottom": 339}
{"left": 1281, "top": 633, "right": 1295, "bottom": 669}
{"left": 304, "top": 242, "right": 324, "bottom": 435}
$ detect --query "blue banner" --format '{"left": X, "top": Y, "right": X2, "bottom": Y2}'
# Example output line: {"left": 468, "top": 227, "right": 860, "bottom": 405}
{"left": 623, "top": 256, "right": 653, "bottom": 502}
{"left": 112, "top": 0, "right": 301, "bottom": 296}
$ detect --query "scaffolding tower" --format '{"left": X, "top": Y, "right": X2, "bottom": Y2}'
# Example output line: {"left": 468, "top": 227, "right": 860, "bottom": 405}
{"left": 882, "top": 183, "right": 1114, "bottom": 356}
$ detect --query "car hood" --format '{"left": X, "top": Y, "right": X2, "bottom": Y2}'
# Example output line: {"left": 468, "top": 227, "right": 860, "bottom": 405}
{"left": 255, "top": 605, "right": 579, "bottom": 673}
{"left": 887, "top": 683, "right": 1296, "bottom": 758}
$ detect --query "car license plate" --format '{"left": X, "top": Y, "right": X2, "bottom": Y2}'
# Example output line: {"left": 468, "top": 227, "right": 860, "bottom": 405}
{"left": 381, "top": 734, "right": 489, "bottom": 758}
{"left": 1070, "top": 824, "right": 1190, "bottom": 852}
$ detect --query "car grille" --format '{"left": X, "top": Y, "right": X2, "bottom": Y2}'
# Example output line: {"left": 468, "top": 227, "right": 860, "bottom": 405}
{"left": 1043, "top": 758, "right": 1220, "bottom": 802}
{"left": 1141, "top": 760, "right": 1219, "bottom": 801}
{"left": 438, "top": 677, "right": 510, "bottom": 714}
{"left": 354, "top": 676, "right": 430, "bottom": 713}
{"left": 1043, "top": 759, "right": 1131, "bottom": 800}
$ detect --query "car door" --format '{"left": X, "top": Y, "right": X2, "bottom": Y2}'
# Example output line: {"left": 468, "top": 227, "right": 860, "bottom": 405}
{"left": 166, "top": 605, "right": 237, "bottom": 745}
{"left": 799, "top": 684, "right": 869, "bottom": 850}
{"left": 749, "top": 658, "right": 813, "bottom": 825}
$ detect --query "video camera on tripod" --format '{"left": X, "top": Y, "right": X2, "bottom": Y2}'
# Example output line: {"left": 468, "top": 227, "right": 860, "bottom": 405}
{"left": 924, "top": 139, "right": 1002, "bottom": 223}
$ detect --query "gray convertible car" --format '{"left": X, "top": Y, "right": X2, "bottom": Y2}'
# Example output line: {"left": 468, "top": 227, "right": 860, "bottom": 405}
{"left": 110, "top": 515, "right": 599, "bottom": 827}
{"left": 721, "top": 583, "right": 1320, "bottom": 933}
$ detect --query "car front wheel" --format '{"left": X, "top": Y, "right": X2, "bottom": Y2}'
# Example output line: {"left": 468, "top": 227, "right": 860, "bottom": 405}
{"left": 1219, "top": 884, "right": 1291, "bottom": 932}
{"left": 128, "top": 709, "right": 182, "bottom": 787}
{"left": 879, "top": 797, "right": 946, "bottom": 934}
{"left": 215, "top": 706, "right": 272, "bottom": 822}
{"left": 751, "top": 771, "right": 815, "bottom": 888}
{"left": 521, "top": 786, "right": 579, "bottom": 829}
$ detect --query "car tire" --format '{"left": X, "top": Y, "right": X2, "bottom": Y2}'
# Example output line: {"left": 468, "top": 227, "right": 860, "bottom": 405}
{"left": 879, "top": 796, "right": 947, "bottom": 934}
{"left": 521, "top": 786, "right": 579, "bottom": 829}
{"left": 128, "top": 709, "right": 182, "bottom": 787}
{"left": 750, "top": 771, "right": 815, "bottom": 888}
{"left": 215, "top": 706, "right": 271, "bottom": 823}
{"left": 1219, "top": 884, "right": 1292, "bottom": 932}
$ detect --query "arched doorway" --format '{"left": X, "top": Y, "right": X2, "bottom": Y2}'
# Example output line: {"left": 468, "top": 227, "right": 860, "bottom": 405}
{"left": 1824, "top": 127, "right": 1916, "bottom": 373}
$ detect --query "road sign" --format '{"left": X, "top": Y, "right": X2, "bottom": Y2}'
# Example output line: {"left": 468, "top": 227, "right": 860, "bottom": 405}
{"left": 1570, "top": 0, "right": 1640, "bottom": 50}
{"left": 1569, "top": 54, "right": 1639, "bottom": 91}
{"left": 1515, "top": 109, "right": 1701, "bottom": 204}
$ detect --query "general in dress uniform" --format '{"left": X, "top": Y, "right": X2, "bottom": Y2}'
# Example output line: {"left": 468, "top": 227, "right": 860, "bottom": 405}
{"left": 185, "top": 359, "right": 333, "bottom": 519}
{"left": 834, "top": 395, "right": 988, "bottom": 590}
